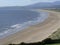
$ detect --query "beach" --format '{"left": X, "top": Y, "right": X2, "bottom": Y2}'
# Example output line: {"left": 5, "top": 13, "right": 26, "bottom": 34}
{"left": 0, "top": 10, "right": 60, "bottom": 45}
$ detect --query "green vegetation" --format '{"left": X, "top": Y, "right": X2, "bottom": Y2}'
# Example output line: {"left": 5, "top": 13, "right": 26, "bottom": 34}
{"left": 50, "top": 9, "right": 60, "bottom": 12}
{"left": 49, "top": 28, "right": 60, "bottom": 39}
{"left": 45, "top": 28, "right": 60, "bottom": 45}
{"left": 45, "top": 9, "right": 60, "bottom": 12}
{"left": 46, "top": 43, "right": 60, "bottom": 45}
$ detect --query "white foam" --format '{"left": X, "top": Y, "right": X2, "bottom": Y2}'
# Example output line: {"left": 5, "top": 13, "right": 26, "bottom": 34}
{"left": 0, "top": 12, "right": 49, "bottom": 39}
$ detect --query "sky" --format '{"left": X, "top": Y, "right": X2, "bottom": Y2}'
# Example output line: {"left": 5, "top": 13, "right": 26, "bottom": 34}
{"left": 0, "top": 0, "right": 59, "bottom": 7}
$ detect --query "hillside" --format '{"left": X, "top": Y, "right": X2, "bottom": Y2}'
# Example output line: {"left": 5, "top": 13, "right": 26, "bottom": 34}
{"left": 0, "top": 1, "right": 60, "bottom": 10}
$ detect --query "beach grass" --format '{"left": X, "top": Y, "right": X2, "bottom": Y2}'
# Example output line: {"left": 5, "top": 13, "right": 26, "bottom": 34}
{"left": 46, "top": 43, "right": 60, "bottom": 45}
{"left": 45, "top": 28, "right": 60, "bottom": 45}
{"left": 49, "top": 28, "right": 60, "bottom": 39}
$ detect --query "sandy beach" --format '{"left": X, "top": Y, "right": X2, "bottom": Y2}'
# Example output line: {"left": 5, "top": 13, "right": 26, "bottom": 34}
{"left": 0, "top": 10, "right": 60, "bottom": 45}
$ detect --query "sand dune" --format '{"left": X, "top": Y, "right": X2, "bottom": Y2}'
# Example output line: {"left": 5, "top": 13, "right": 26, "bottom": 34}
{"left": 0, "top": 10, "right": 60, "bottom": 45}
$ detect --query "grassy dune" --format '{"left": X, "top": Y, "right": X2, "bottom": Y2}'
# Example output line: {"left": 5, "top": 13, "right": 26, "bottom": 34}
{"left": 46, "top": 28, "right": 60, "bottom": 45}
{"left": 46, "top": 43, "right": 60, "bottom": 45}
{"left": 44, "top": 9, "right": 60, "bottom": 45}
{"left": 49, "top": 28, "right": 60, "bottom": 39}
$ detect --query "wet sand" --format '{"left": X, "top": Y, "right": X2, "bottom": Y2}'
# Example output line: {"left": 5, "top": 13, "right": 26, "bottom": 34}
{"left": 0, "top": 10, "right": 60, "bottom": 45}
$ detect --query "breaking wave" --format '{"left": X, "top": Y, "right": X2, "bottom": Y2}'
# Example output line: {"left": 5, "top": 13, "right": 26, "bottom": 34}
{"left": 0, "top": 12, "right": 48, "bottom": 39}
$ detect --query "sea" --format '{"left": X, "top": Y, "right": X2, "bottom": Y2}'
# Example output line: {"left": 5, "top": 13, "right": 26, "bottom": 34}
{"left": 0, "top": 9, "right": 48, "bottom": 39}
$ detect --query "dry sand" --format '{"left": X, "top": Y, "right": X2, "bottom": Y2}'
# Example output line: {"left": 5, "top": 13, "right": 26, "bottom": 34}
{"left": 0, "top": 10, "right": 60, "bottom": 45}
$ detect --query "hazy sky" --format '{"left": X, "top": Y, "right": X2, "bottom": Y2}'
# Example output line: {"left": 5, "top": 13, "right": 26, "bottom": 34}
{"left": 0, "top": 0, "right": 59, "bottom": 7}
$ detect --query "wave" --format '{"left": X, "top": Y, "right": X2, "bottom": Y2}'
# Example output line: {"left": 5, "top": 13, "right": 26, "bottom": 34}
{"left": 0, "top": 12, "right": 49, "bottom": 39}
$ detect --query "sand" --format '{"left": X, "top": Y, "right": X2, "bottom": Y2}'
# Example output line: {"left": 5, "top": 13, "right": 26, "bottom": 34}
{"left": 0, "top": 10, "right": 60, "bottom": 45}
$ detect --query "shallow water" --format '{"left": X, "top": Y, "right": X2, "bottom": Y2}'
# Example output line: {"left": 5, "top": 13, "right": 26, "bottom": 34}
{"left": 0, "top": 9, "right": 48, "bottom": 38}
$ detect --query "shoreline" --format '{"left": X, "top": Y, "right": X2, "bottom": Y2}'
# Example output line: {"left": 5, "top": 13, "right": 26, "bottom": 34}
{"left": 0, "top": 10, "right": 60, "bottom": 45}
{"left": 0, "top": 12, "right": 48, "bottom": 39}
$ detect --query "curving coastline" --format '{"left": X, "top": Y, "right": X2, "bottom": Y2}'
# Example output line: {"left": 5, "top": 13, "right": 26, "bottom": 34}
{"left": 0, "top": 10, "right": 60, "bottom": 45}
{"left": 0, "top": 10, "right": 48, "bottom": 39}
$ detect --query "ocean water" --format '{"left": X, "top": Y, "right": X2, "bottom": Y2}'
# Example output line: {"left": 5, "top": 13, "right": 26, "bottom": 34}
{"left": 0, "top": 9, "right": 48, "bottom": 39}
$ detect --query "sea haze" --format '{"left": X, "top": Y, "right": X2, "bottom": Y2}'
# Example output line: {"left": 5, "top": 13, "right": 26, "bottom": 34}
{"left": 0, "top": 9, "right": 48, "bottom": 38}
